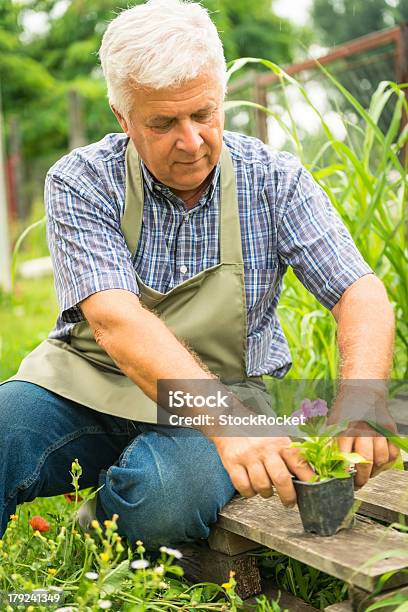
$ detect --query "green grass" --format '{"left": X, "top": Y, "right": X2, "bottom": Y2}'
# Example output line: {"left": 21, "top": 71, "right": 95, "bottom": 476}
{"left": 0, "top": 461, "right": 250, "bottom": 611}
{"left": 0, "top": 276, "right": 57, "bottom": 382}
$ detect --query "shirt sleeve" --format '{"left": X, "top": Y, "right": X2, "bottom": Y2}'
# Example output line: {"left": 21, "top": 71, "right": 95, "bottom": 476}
{"left": 276, "top": 159, "right": 373, "bottom": 310}
{"left": 45, "top": 169, "right": 140, "bottom": 323}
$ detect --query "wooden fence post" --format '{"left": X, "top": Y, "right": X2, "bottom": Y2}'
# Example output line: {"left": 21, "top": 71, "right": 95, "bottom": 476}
{"left": 254, "top": 75, "right": 268, "bottom": 144}
{"left": 68, "top": 89, "right": 86, "bottom": 151}
{"left": 395, "top": 23, "right": 408, "bottom": 165}
{"left": 0, "top": 93, "right": 12, "bottom": 294}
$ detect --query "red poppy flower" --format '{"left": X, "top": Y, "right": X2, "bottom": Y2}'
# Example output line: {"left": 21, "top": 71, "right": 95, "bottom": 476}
{"left": 29, "top": 515, "right": 50, "bottom": 532}
{"left": 64, "top": 493, "right": 83, "bottom": 503}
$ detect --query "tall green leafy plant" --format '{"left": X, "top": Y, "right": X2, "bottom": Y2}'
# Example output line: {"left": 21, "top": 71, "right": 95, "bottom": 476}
{"left": 226, "top": 59, "right": 408, "bottom": 381}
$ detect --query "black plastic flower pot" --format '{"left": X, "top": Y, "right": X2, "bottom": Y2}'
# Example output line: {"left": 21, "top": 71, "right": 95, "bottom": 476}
{"left": 293, "top": 474, "right": 356, "bottom": 536}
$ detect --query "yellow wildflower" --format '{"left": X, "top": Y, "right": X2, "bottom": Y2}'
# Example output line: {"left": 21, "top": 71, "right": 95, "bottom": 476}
{"left": 222, "top": 571, "right": 236, "bottom": 590}
{"left": 48, "top": 568, "right": 57, "bottom": 575}
{"left": 100, "top": 552, "right": 110, "bottom": 562}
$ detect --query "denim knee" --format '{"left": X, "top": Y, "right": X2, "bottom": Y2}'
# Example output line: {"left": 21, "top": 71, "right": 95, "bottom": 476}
{"left": 97, "top": 429, "right": 235, "bottom": 550}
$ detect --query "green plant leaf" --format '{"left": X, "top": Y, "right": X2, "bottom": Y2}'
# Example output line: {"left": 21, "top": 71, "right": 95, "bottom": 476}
{"left": 366, "top": 422, "right": 408, "bottom": 453}
{"left": 365, "top": 595, "right": 408, "bottom": 611}
{"left": 341, "top": 452, "right": 372, "bottom": 465}
{"left": 101, "top": 559, "right": 130, "bottom": 595}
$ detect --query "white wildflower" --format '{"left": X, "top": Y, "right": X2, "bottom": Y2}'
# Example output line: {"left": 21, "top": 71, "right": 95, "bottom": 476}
{"left": 84, "top": 571, "right": 99, "bottom": 580}
{"left": 98, "top": 601, "right": 112, "bottom": 610}
{"left": 154, "top": 564, "right": 165, "bottom": 575}
{"left": 130, "top": 559, "right": 150, "bottom": 570}
{"left": 159, "top": 546, "right": 183, "bottom": 559}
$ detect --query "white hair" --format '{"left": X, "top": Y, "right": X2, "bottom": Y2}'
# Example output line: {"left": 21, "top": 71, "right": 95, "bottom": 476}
{"left": 99, "top": 0, "right": 228, "bottom": 119}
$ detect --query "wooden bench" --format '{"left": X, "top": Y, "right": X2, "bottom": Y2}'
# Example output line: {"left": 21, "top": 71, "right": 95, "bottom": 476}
{"left": 179, "top": 453, "right": 408, "bottom": 611}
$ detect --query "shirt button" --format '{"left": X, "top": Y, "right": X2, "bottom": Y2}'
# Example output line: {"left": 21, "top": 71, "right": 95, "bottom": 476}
{"left": 180, "top": 265, "right": 188, "bottom": 274}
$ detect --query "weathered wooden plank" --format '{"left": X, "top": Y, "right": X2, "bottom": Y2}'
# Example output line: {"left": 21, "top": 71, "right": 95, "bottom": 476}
{"left": 324, "top": 603, "right": 352, "bottom": 612}
{"left": 244, "top": 579, "right": 318, "bottom": 611}
{"left": 217, "top": 495, "right": 408, "bottom": 592}
{"left": 208, "top": 525, "right": 263, "bottom": 555}
{"left": 355, "top": 469, "right": 408, "bottom": 524}
{"left": 177, "top": 540, "right": 262, "bottom": 599}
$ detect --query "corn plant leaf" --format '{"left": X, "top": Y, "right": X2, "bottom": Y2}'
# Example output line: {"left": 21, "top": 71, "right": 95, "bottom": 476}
{"left": 366, "top": 422, "right": 408, "bottom": 453}
{"left": 366, "top": 596, "right": 408, "bottom": 612}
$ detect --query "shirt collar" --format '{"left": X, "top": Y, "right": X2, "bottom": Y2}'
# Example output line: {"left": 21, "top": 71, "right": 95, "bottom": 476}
{"left": 140, "top": 158, "right": 221, "bottom": 211}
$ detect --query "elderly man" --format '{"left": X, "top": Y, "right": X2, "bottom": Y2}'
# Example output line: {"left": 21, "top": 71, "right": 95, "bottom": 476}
{"left": 0, "top": 0, "right": 398, "bottom": 547}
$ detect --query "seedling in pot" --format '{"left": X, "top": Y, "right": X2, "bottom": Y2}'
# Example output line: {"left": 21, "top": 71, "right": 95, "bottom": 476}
{"left": 290, "top": 399, "right": 370, "bottom": 536}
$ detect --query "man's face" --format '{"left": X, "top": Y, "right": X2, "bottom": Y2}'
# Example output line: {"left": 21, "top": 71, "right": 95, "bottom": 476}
{"left": 113, "top": 72, "right": 224, "bottom": 197}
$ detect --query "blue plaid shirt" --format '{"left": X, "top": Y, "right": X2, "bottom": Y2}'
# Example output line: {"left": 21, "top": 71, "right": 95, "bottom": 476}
{"left": 45, "top": 130, "right": 372, "bottom": 378}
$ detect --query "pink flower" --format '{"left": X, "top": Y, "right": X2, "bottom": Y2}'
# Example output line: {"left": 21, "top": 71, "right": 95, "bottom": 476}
{"left": 299, "top": 399, "right": 314, "bottom": 418}
{"left": 310, "top": 398, "right": 328, "bottom": 417}
{"left": 293, "top": 398, "right": 328, "bottom": 420}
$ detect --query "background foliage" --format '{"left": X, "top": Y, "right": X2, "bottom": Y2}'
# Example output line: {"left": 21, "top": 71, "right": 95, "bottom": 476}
{"left": 1, "top": 0, "right": 301, "bottom": 205}
{"left": 311, "top": 0, "right": 408, "bottom": 46}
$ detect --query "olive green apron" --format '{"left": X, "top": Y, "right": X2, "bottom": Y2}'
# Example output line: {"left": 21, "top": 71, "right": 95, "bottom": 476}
{"left": 4, "top": 140, "right": 272, "bottom": 422}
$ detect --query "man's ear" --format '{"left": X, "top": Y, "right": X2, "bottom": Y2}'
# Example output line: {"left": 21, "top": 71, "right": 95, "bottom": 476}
{"left": 111, "top": 104, "right": 129, "bottom": 135}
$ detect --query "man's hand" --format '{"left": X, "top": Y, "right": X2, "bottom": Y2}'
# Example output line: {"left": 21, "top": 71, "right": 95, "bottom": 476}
{"left": 335, "top": 422, "right": 400, "bottom": 488}
{"left": 210, "top": 436, "right": 315, "bottom": 506}
{"left": 328, "top": 384, "right": 399, "bottom": 488}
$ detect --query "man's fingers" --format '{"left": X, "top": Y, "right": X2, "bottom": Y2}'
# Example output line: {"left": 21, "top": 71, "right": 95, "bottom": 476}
{"left": 370, "top": 436, "right": 390, "bottom": 478}
{"left": 388, "top": 440, "right": 400, "bottom": 463}
{"left": 354, "top": 437, "right": 374, "bottom": 488}
{"left": 337, "top": 435, "right": 353, "bottom": 454}
{"left": 229, "top": 465, "right": 256, "bottom": 498}
{"left": 246, "top": 462, "right": 274, "bottom": 498}
{"left": 373, "top": 436, "right": 389, "bottom": 468}
{"left": 281, "top": 447, "right": 315, "bottom": 482}
{"left": 264, "top": 455, "right": 296, "bottom": 507}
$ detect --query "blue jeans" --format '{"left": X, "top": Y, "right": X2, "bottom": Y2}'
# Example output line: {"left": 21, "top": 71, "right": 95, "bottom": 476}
{"left": 0, "top": 381, "right": 236, "bottom": 550}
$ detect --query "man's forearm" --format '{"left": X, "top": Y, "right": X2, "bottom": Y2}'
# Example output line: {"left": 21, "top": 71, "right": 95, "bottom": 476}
{"left": 333, "top": 275, "right": 395, "bottom": 383}
{"left": 93, "top": 299, "right": 215, "bottom": 401}
{"left": 81, "top": 290, "right": 257, "bottom": 439}
{"left": 329, "top": 275, "right": 399, "bottom": 481}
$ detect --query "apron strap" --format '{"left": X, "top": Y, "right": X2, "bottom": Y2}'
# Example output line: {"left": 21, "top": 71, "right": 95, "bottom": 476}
{"left": 122, "top": 139, "right": 243, "bottom": 265}
{"left": 219, "top": 144, "right": 243, "bottom": 264}
{"left": 123, "top": 140, "right": 144, "bottom": 256}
